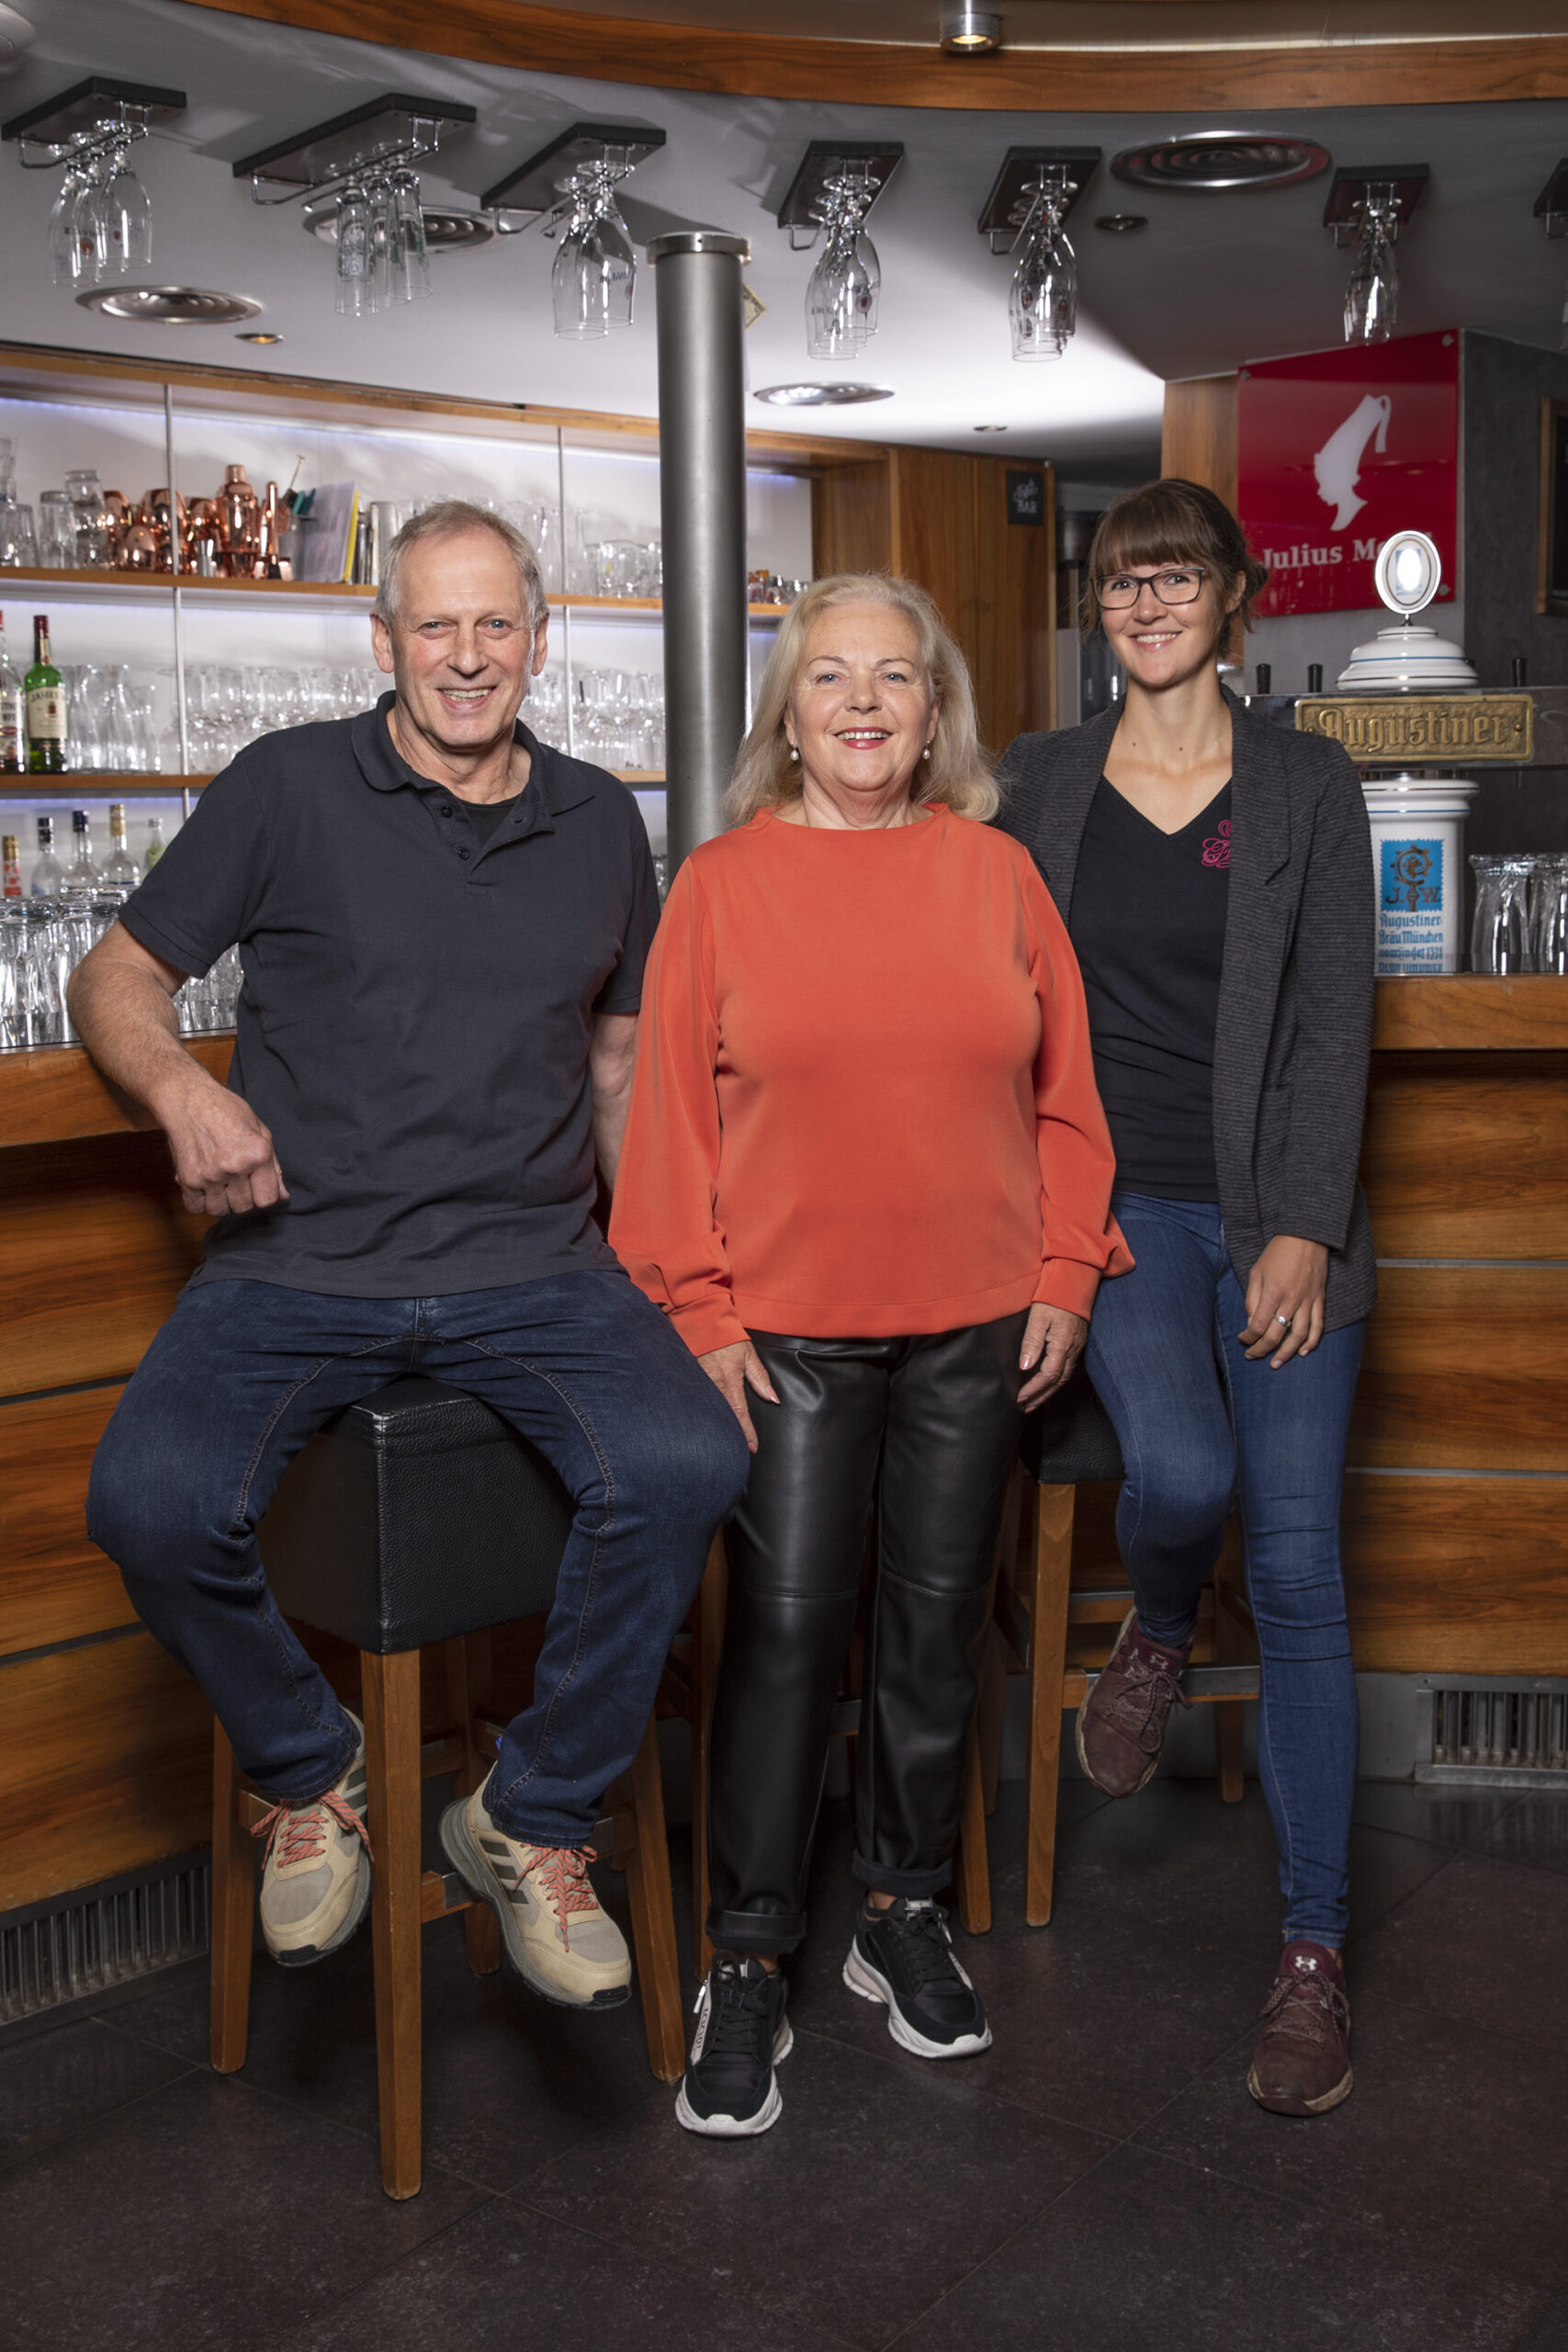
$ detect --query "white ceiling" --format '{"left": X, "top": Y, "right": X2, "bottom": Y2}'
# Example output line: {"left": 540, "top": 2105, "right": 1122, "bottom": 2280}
{"left": 0, "top": 0, "right": 1564, "bottom": 477}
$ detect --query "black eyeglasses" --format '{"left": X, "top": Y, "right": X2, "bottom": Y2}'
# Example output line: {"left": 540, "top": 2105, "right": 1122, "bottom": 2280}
{"left": 1093, "top": 566, "right": 1208, "bottom": 610}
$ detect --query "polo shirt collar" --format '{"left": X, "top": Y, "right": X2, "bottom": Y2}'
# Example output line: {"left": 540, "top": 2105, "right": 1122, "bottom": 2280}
{"left": 351, "top": 692, "right": 596, "bottom": 826}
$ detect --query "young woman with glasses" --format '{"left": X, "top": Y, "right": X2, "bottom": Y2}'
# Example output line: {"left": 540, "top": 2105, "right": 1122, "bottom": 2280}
{"left": 997, "top": 478, "right": 1375, "bottom": 2118}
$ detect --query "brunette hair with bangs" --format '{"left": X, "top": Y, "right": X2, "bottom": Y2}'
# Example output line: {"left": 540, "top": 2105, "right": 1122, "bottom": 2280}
{"left": 1080, "top": 478, "right": 1269, "bottom": 661}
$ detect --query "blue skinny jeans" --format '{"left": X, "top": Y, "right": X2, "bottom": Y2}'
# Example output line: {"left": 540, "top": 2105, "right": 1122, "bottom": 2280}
{"left": 87, "top": 1270, "right": 750, "bottom": 1847}
{"left": 1085, "top": 1193, "right": 1364, "bottom": 1948}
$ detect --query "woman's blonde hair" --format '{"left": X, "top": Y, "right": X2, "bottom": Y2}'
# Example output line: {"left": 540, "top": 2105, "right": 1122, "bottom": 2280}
{"left": 725, "top": 572, "right": 999, "bottom": 826}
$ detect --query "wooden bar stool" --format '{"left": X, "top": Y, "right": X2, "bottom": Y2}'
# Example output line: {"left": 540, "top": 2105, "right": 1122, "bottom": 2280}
{"left": 209, "top": 1376, "right": 684, "bottom": 2201}
{"left": 980, "top": 1371, "right": 1259, "bottom": 1927}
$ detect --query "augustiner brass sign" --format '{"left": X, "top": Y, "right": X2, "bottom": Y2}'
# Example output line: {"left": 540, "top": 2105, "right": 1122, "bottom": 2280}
{"left": 1295, "top": 694, "right": 1534, "bottom": 766}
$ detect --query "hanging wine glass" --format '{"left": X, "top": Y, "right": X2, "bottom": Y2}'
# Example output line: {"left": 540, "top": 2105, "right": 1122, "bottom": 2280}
{"left": 804, "top": 171, "right": 879, "bottom": 360}
{"left": 101, "top": 150, "right": 153, "bottom": 274}
{"left": 1344, "top": 191, "right": 1399, "bottom": 345}
{"left": 1010, "top": 177, "right": 1077, "bottom": 361}
{"left": 49, "top": 167, "right": 87, "bottom": 287}
{"left": 335, "top": 182, "right": 374, "bottom": 318}
{"left": 549, "top": 162, "right": 636, "bottom": 339}
{"left": 389, "top": 170, "right": 431, "bottom": 302}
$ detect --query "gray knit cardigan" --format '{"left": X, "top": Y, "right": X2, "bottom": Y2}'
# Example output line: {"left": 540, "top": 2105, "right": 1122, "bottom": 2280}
{"left": 995, "top": 690, "right": 1377, "bottom": 1330}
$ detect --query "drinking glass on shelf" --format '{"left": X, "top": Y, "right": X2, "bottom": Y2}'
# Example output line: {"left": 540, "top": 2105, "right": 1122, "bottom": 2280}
{"left": 37, "top": 490, "right": 77, "bottom": 569}
{"left": 1529, "top": 853, "right": 1568, "bottom": 976}
{"left": 65, "top": 470, "right": 113, "bottom": 568}
{"left": 0, "top": 503, "right": 36, "bottom": 567}
{"left": 1470, "top": 854, "right": 1534, "bottom": 974}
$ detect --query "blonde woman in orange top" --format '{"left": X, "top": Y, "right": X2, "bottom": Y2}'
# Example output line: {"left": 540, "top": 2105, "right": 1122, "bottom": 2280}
{"left": 611, "top": 574, "right": 1130, "bottom": 2139}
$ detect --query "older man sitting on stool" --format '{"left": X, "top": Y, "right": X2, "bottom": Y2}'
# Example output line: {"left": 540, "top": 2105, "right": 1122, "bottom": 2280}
{"left": 73, "top": 502, "right": 749, "bottom": 2009}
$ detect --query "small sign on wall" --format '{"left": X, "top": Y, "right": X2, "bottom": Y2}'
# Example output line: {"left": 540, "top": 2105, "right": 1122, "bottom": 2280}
{"left": 1006, "top": 470, "right": 1044, "bottom": 526}
{"left": 1237, "top": 330, "right": 1460, "bottom": 617}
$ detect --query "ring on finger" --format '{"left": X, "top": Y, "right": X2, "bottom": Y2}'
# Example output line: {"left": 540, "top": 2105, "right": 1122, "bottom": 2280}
{"left": 1274, "top": 1313, "right": 1292, "bottom": 1329}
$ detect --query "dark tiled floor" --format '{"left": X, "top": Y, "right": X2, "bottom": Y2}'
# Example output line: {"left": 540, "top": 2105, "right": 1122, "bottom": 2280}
{"left": 4, "top": 1778, "right": 1564, "bottom": 2350}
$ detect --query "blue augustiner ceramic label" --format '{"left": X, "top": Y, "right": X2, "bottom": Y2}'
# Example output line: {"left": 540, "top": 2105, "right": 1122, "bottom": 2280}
{"left": 1378, "top": 835, "right": 1446, "bottom": 970}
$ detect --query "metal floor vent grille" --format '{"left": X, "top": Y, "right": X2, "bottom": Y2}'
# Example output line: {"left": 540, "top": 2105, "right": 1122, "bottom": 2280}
{"left": 0, "top": 1856, "right": 209, "bottom": 2027}
{"left": 1421, "top": 1678, "right": 1568, "bottom": 1790}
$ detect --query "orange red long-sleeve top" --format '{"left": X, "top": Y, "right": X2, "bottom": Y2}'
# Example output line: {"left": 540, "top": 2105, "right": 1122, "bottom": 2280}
{"left": 610, "top": 805, "right": 1133, "bottom": 1357}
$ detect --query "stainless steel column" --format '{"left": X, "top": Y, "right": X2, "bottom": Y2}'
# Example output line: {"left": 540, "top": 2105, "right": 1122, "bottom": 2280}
{"left": 649, "top": 230, "right": 751, "bottom": 873}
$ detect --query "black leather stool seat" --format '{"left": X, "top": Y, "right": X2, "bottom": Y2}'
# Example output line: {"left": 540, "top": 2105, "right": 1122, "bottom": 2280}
{"left": 261, "top": 1377, "right": 574, "bottom": 1654}
{"left": 1018, "top": 1365, "right": 1124, "bottom": 1489}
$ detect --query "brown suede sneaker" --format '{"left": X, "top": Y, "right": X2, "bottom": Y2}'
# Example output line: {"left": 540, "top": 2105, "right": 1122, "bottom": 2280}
{"left": 1247, "top": 1940, "right": 1353, "bottom": 2116}
{"left": 1075, "top": 1610, "right": 1192, "bottom": 1797}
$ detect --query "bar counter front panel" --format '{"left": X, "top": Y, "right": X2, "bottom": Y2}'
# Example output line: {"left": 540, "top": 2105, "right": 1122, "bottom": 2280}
{"left": 2, "top": 980, "right": 1564, "bottom": 1913}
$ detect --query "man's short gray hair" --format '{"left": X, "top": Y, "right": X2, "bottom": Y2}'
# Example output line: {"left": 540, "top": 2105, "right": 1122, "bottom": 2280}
{"left": 373, "top": 499, "right": 547, "bottom": 632}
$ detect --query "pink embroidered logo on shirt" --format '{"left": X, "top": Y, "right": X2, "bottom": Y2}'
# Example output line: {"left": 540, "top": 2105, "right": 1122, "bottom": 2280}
{"left": 1201, "top": 819, "right": 1232, "bottom": 869}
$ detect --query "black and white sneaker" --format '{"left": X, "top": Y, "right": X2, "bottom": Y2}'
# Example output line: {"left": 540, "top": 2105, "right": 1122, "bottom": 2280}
{"left": 674, "top": 1953, "right": 793, "bottom": 2138}
{"left": 843, "top": 1897, "right": 992, "bottom": 2059}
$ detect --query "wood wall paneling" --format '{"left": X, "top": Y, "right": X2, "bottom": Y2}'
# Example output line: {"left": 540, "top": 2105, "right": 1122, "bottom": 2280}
{"left": 1161, "top": 377, "right": 1239, "bottom": 513}
{"left": 1349, "top": 1266, "right": 1568, "bottom": 1475}
{"left": 0, "top": 1632, "right": 211, "bottom": 1909}
{"left": 973, "top": 455, "right": 1056, "bottom": 749}
{"left": 890, "top": 448, "right": 979, "bottom": 650}
{"left": 1362, "top": 1052, "right": 1568, "bottom": 1259}
{"left": 180, "top": 1, "right": 1568, "bottom": 114}
{"left": 1, "top": 1135, "right": 206, "bottom": 1396}
{"left": 1342, "top": 1475, "right": 1568, "bottom": 1676}
{"left": 0, "top": 1386, "right": 134, "bottom": 1658}
{"left": 810, "top": 459, "right": 893, "bottom": 582}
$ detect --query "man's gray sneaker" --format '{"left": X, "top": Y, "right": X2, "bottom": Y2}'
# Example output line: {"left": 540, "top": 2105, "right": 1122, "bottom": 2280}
{"left": 440, "top": 1773, "right": 631, "bottom": 2008}
{"left": 253, "top": 1712, "right": 372, "bottom": 1968}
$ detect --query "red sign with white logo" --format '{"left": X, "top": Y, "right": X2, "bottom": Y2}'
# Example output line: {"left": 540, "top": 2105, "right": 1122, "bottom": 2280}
{"left": 1236, "top": 330, "right": 1459, "bottom": 616}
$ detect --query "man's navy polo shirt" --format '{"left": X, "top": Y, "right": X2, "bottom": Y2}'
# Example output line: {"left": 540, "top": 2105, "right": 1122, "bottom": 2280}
{"left": 119, "top": 694, "right": 660, "bottom": 1297}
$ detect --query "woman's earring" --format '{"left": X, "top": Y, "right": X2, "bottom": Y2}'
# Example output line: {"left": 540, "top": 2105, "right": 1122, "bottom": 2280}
{"left": 788, "top": 745, "right": 800, "bottom": 763}
{"left": 921, "top": 746, "right": 931, "bottom": 760}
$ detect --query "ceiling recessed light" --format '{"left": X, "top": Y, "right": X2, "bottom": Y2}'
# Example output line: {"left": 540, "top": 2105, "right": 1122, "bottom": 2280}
{"left": 941, "top": 10, "right": 1002, "bottom": 53}
{"left": 1111, "top": 133, "right": 1330, "bottom": 193}
{"left": 753, "top": 381, "right": 894, "bottom": 407}
{"left": 1095, "top": 214, "right": 1147, "bottom": 234}
{"left": 973, "top": 424, "right": 1007, "bottom": 433}
{"left": 237, "top": 330, "right": 284, "bottom": 345}
{"left": 76, "top": 285, "right": 263, "bottom": 325}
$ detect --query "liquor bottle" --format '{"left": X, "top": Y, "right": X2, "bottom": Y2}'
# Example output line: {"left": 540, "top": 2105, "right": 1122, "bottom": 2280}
{"left": 101, "top": 800, "right": 140, "bottom": 888}
{"left": 143, "top": 812, "right": 166, "bottom": 869}
{"left": 2, "top": 832, "right": 20, "bottom": 897}
{"left": 65, "top": 807, "right": 100, "bottom": 893}
{"left": 26, "top": 615, "right": 67, "bottom": 775}
{"left": 30, "top": 813, "right": 66, "bottom": 897}
{"left": 0, "top": 610, "right": 24, "bottom": 772}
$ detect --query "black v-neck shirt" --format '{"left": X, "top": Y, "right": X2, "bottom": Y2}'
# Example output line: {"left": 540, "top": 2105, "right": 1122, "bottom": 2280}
{"left": 1066, "top": 776, "right": 1232, "bottom": 1202}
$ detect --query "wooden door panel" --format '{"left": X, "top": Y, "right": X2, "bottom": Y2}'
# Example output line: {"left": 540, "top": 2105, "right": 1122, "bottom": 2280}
{"left": 1, "top": 1136, "right": 204, "bottom": 1396}
{"left": 0, "top": 1631, "right": 211, "bottom": 1909}
{"left": 1362, "top": 1053, "right": 1568, "bottom": 1259}
{"left": 810, "top": 458, "right": 892, "bottom": 577}
{"left": 973, "top": 455, "right": 1055, "bottom": 748}
{"left": 1350, "top": 1265, "right": 1568, "bottom": 1472}
{"left": 0, "top": 1386, "right": 135, "bottom": 1657}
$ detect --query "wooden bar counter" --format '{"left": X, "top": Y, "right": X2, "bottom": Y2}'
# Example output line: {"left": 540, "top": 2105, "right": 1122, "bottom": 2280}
{"left": 3, "top": 979, "right": 1566, "bottom": 1917}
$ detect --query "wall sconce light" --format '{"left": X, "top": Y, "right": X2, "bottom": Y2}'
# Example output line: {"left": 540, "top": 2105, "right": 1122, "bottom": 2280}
{"left": 1323, "top": 164, "right": 1427, "bottom": 346}
{"left": 977, "top": 146, "right": 1100, "bottom": 362}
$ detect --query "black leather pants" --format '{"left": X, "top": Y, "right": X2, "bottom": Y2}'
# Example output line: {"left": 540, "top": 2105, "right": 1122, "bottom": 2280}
{"left": 706, "top": 1313, "right": 1027, "bottom": 1956}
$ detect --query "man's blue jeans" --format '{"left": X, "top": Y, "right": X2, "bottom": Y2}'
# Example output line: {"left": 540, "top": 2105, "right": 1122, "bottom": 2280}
{"left": 1085, "top": 1193, "right": 1364, "bottom": 1948}
{"left": 88, "top": 1270, "right": 750, "bottom": 1848}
